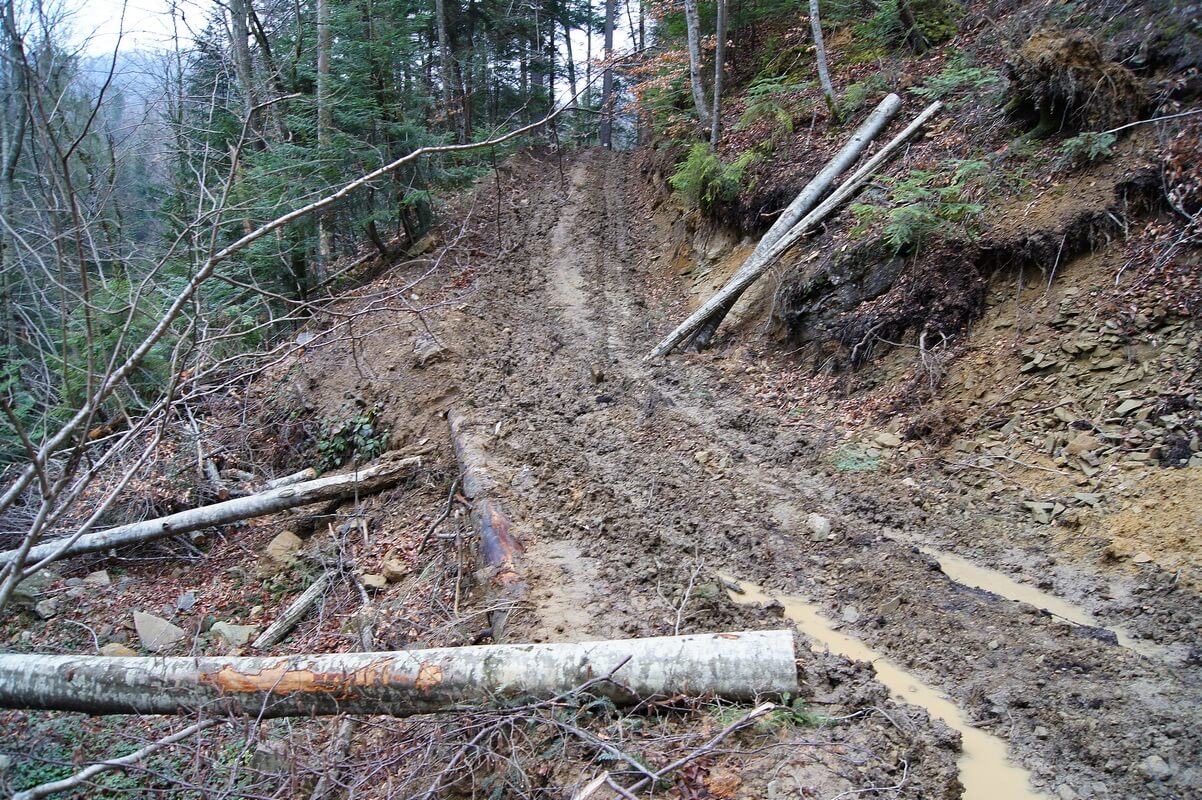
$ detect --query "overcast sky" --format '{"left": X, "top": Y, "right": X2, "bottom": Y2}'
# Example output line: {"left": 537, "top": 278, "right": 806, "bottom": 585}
{"left": 66, "top": 0, "right": 209, "bottom": 56}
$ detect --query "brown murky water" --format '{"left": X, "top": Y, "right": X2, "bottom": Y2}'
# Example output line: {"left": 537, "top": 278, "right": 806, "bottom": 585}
{"left": 920, "top": 547, "right": 1174, "bottom": 661}
{"left": 724, "top": 576, "right": 1050, "bottom": 800}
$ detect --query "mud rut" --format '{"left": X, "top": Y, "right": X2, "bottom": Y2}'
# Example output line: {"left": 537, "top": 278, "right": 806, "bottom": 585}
{"left": 449, "top": 151, "right": 1201, "bottom": 798}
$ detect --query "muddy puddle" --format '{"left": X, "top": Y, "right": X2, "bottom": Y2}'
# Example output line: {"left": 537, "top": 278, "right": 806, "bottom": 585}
{"left": 917, "top": 546, "right": 1174, "bottom": 662}
{"left": 724, "top": 576, "right": 1050, "bottom": 800}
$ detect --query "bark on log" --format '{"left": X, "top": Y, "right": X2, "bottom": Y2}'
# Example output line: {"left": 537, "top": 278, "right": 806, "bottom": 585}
{"left": 687, "top": 94, "right": 902, "bottom": 351}
{"left": 252, "top": 572, "right": 332, "bottom": 649}
{"left": 0, "top": 630, "right": 799, "bottom": 717}
{"left": 265, "top": 467, "right": 317, "bottom": 490}
{"left": 447, "top": 409, "right": 525, "bottom": 640}
{"left": 648, "top": 101, "right": 943, "bottom": 359}
{"left": 0, "top": 458, "right": 420, "bottom": 567}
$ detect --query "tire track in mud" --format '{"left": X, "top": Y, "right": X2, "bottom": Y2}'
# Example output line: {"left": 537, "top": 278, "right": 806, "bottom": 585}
{"left": 456, "top": 150, "right": 1202, "bottom": 799}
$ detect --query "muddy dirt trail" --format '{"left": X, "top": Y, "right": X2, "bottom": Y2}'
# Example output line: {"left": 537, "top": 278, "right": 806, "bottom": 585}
{"left": 447, "top": 150, "right": 1201, "bottom": 799}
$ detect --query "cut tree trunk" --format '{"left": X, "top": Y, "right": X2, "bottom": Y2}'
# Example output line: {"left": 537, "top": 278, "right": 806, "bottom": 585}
{"left": 0, "top": 630, "right": 798, "bottom": 717}
{"left": 684, "top": 94, "right": 904, "bottom": 352}
{"left": 650, "top": 100, "right": 943, "bottom": 359}
{"left": 447, "top": 409, "right": 525, "bottom": 640}
{"left": 0, "top": 458, "right": 421, "bottom": 568}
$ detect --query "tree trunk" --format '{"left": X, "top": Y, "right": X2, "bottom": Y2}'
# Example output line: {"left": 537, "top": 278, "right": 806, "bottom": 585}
{"left": 650, "top": 101, "right": 943, "bottom": 358}
{"left": 227, "top": 0, "right": 258, "bottom": 121}
{"left": 809, "top": 0, "right": 838, "bottom": 120}
{"left": 433, "top": 0, "right": 462, "bottom": 142}
{"left": 599, "top": 0, "right": 616, "bottom": 147}
{"left": 0, "top": 630, "right": 798, "bottom": 717}
{"left": 562, "top": 14, "right": 578, "bottom": 106}
{"left": 709, "top": 0, "right": 727, "bottom": 147}
{"left": 687, "top": 94, "right": 902, "bottom": 351}
{"left": 682, "top": 0, "right": 710, "bottom": 129}
{"left": 897, "top": 0, "right": 930, "bottom": 54}
{"left": 316, "top": 0, "right": 333, "bottom": 278}
{"left": 0, "top": 457, "right": 421, "bottom": 567}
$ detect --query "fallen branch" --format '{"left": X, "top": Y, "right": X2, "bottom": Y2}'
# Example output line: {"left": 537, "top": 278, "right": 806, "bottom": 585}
{"left": 447, "top": 409, "right": 525, "bottom": 641}
{"left": 648, "top": 100, "right": 943, "bottom": 358}
{"left": 10, "top": 719, "right": 224, "bottom": 800}
{"left": 0, "top": 457, "right": 420, "bottom": 568}
{"left": 252, "top": 571, "right": 333, "bottom": 649}
{"left": 686, "top": 94, "right": 903, "bottom": 351}
{"left": 0, "top": 630, "right": 798, "bottom": 717}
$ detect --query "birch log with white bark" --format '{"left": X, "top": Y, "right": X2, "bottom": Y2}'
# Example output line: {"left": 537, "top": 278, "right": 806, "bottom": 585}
{"left": 648, "top": 100, "right": 943, "bottom": 358}
{"left": 0, "top": 458, "right": 420, "bottom": 567}
{"left": 687, "top": 94, "right": 902, "bottom": 351}
{"left": 0, "top": 630, "right": 798, "bottom": 717}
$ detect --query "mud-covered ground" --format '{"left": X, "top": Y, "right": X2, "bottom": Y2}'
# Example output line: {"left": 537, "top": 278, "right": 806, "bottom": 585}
{"left": 5, "top": 148, "right": 1199, "bottom": 799}
{"left": 424, "top": 149, "right": 1201, "bottom": 798}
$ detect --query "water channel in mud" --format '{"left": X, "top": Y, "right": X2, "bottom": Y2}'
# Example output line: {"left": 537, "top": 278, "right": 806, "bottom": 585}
{"left": 723, "top": 576, "right": 1050, "bottom": 800}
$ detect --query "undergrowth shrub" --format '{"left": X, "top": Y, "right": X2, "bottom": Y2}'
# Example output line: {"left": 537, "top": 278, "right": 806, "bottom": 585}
{"left": 911, "top": 52, "right": 1003, "bottom": 102}
{"left": 851, "top": 159, "right": 987, "bottom": 253}
{"left": 669, "top": 143, "right": 760, "bottom": 213}
{"left": 735, "top": 76, "right": 813, "bottom": 134}
{"left": 1057, "top": 131, "right": 1117, "bottom": 169}
{"left": 314, "top": 401, "right": 388, "bottom": 471}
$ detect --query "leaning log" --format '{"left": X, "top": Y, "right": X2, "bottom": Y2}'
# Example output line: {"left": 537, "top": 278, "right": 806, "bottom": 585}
{"left": 0, "top": 630, "right": 799, "bottom": 717}
{"left": 0, "top": 457, "right": 421, "bottom": 567}
{"left": 252, "top": 571, "right": 333, "bottom": 649}
{"left": 447, "top": 409, "right": 526, "bottom": 641}
{"left": 686, "top": 94, "right": 902, "bottom": 351}
{"left": 648, "top": 100, "right": 943, "bottom": 359}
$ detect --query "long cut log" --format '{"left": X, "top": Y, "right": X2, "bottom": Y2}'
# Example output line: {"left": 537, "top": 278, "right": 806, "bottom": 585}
{"left": 648, "top": 100, "right": 943, "bottom": 359}
{"left": 0, "top": 457, "right": 421, "bottom": 567}
{"left": 447, "top": 409, "right": 525, "bottom": 640}
{"left": 686, "top": 94, "right": 902, "bottom": 351}
{"left": 0, "top": 630, "right": 799, "bottom": 717}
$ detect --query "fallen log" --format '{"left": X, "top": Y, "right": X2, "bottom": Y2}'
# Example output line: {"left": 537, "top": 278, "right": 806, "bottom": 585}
{"left": 252, "top": 571, "right": 332, "bottom": 649}
{"left": 686, "top": 94, "right": 903, "bottom": 351}
{"left": 447, "top": 409, "right": 526, "bottom": 641}
{"left": 0, "top": 630, "right": 799, "bottom": 717}
{"left": 0, "top": 457, "right": 421, "bottom": 568}
{"left": 648, "top": 100, "right": 944, "bottom": 359}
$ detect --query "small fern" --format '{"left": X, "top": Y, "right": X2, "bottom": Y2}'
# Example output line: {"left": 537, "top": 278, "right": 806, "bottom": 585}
{"left": 911, "top": 53, "right": 1003, "bottom": 101}
{"left": 735, "top": 76, "right": 813, "bottom": 133}
{"left": 669, "top": 143, "right": 760, "bottom": 212}
{"left": 851, "top": 159, "right": 987, "bottom": 253}
{"left": 1057, "top": 131, "right": 1116, "bottom": 169}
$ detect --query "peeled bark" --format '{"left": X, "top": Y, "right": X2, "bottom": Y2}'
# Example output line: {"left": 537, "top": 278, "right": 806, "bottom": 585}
{"left": 0, "top": 457, "right": 421, "bottom": 567}
{"left": 685, "top": 94, "right": 903, "bottom": 352}
{"left": 650, "top": 101, "right": 943, "bottom": 359}
{"left": 682, "top": 0, "right": 711, "bottom": 129}
{"left": 0, "top": 630, "right": 799, "bottom": 717}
